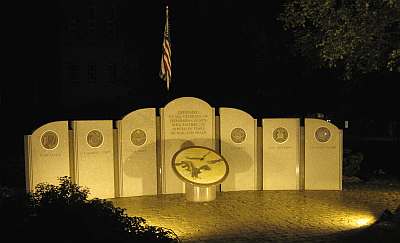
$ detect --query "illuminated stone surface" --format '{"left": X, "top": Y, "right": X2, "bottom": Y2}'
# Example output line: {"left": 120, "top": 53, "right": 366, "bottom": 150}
{"left": 72, "top": 120, "right": 115, "bottom": 199}
{"left": 25, "top": 121, "right": 71, "bottom": 192}
{"left": 118, "top": 108, "right": 157, "bottom": 197}
{"left": 219, "top": 108, "right": 258, "bottom": 191}
{"left": 111, "top": 184, "right": 400, "bottom": 242}
{"left": 305, "top": 119, "right": 342, "bottom": 190}
{"left": 160, "top": 97, "right": 215, "bottom": 194}
{"left": 263, "top": 119, "right": 300, "bottom": 190}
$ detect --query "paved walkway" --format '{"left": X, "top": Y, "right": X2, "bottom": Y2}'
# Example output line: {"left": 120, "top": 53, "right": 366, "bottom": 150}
{"left": 111, "top": 183, "right": 400, "bottom": 242}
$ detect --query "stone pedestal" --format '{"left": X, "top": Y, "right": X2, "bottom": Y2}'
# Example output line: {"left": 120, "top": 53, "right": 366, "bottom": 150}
{"left": 185, "top": 184, "right": 216, "bottom": 202}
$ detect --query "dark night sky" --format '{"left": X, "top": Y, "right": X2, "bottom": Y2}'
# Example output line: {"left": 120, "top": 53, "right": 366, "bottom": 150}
{"left": 2, "top": 1, "right": 400, "bottom": 186}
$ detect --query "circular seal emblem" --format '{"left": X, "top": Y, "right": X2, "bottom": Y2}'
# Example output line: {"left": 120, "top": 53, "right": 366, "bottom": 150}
{"left": 273, "top": 127, "right": 289, "bottom": 144}
{"left": 41, "top": 130, "right": 59, "bottom": 150}
{"left": 87, "top": 130, "right": 103, "bottom": 148}
{"left": 315, "top": 127, "right": 331, "bottom": 143}
{"left": 231, "top": 128, "right": 246, "bottom": 143}
{"left": 130, "top": 129, "right": 147, "bottom": 146}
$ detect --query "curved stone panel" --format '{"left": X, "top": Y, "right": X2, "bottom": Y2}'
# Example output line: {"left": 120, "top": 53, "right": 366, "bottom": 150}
{"left": 161, "top": 97, "right": 215, "bottom": 194}
{"left": 118, "top": 108, "right": 157, "bottom": 197}
{"left": 305, "top": 119, "right": 342, "bottom": 190}
{"left": 26, "top": 121, "right": 71, "bottom": 192}
{"left": 220, "top": 108, "right": 258, "bottom": 191}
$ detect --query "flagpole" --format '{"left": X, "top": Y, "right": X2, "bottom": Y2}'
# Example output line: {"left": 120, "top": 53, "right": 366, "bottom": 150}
{"left": 166, "top": 5, "right": 172, "bottom": 102}
{"left": 165, "top": 5, "right": 169, "bottom": 104}
{"left": 160, "top": 4, "right": 172, "bottom": 100}
{"left": 166, "top": 5, "right": 170, "bottom": 92}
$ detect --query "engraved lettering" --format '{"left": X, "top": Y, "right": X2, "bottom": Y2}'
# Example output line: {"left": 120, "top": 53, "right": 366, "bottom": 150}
{"left": 168, "top": 110, "right": 208, "bottom": 136}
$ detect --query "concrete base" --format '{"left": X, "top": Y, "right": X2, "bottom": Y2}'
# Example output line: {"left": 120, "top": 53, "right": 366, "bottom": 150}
{"left": 185, "top": 184, "right": 216, "bottom": 202}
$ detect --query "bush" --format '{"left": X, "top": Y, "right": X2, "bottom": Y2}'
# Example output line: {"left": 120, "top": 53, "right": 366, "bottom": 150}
{"left": 0, "top": 177, "right": 179, "bottom": 243}
{"left": 343, "top": 149, "right": 364, "bottom": 177}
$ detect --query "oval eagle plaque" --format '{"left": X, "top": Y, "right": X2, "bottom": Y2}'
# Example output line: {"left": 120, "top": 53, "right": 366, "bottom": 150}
{"left": 172, "top": 146, "right": 229, "bottom": 186}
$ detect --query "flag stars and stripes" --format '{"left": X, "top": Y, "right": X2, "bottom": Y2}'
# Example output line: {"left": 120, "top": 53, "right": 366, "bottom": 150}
{"left": 160, "top": 6, "right": 172, "bottom": 90}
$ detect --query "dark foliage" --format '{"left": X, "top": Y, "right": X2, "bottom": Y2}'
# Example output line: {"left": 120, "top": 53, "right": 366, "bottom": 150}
{"left": 278, "top": 0, "right": 400, "bottom": 81}
{"left": 0, "top": 177, "right": 179, "bottom": 243}
{"left": 343, "top": 149, "right": 363, "bottom": 176}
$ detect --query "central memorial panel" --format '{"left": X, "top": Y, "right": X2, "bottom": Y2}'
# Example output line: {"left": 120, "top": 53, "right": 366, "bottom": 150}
{"left": 160, "top": 97, "right": 215, "bottom": 194}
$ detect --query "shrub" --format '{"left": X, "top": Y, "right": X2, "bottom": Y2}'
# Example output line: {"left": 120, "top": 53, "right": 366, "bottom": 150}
{"left": 343, "top": 149, "right": 364, "bottom": 177}
{"left": 0, "top": 177, "right": 179, "bottom": 243}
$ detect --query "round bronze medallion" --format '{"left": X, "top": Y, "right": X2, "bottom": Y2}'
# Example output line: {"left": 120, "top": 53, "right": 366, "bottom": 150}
{"left": 172, "top": 146, "right": 229, "bottom": 186}
{"left": 41, "top": 130, "right": 59, "bottom": 150}
{"left": 130, "top": 129, "right": 147, "bottom": 146}
{"left": 273, "top": 127, "right": 289, "bottom": 143}
{"left": 231, "top": 128, "right": 246, "bottom": 143}
{"left": 87, "top": 130, "right": 103, "bottom": 148}
{"left": 315, "top": 127, "right": 331, "bottom": 143}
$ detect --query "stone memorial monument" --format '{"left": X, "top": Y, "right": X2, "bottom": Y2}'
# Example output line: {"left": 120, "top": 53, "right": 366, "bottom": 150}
{"left": 72, "top": 120, "right": 116, "bottom": 198}
{"left": 304, "top": 118, "right": 342, "bottom": 190}
{"left": 263, "top": 118, "right": 301, "bottom": 190}
{"left": 219, "top": 108, "right": 258, "bottom": 191}
{"left": 24, "top": 97, "right": 344, "bottom": 197}
{"left": 24, "top": 121, "right": 71, "bottom": 192}
{"left": 117, "top": 108, "right": 157, "bottom": 197}
{"left": 160, "top": 97, "right": 215, "bottom": 194}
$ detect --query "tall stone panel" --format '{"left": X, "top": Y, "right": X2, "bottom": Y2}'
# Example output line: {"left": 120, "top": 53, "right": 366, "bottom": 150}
{"left": 160, "top": 97, "right": 215, "bottom": 194}
{"left": 25, "top": 121, "right": 71, "bottom": 192}
{"left": 305, "top": 118, "right": 342, "bottom": 190}
{"left": 220, "top": 108, "right": 258, "bottom": 191}
{"left": 72, "top": 120, "right": 115, "bottom": 198}
{"left": 263, "top": 119, "right": 300, "bottom": 190}
{"left": 117, "top": 108, "right": 157, "bottom": 197}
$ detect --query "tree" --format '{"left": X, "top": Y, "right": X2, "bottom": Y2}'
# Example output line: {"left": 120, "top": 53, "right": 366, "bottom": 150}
{"left": 278, "top": 0, "right": 400, "bottom": 80}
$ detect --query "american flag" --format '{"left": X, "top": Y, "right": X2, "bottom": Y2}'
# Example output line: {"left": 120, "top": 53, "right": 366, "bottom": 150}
{"left": 160, "top": 6, "right": 172, "bottom": 90}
